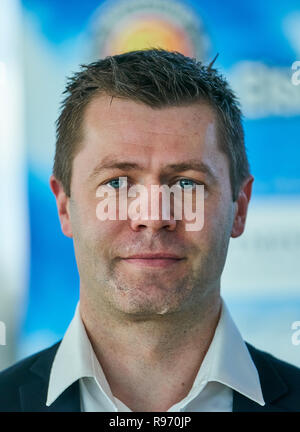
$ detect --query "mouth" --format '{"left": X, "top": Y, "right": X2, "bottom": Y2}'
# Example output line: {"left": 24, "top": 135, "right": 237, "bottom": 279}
{"left": 120, "top": 253, "right": 185, "bottom": 268}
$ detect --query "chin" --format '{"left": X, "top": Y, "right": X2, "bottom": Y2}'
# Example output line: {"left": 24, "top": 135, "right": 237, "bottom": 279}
{"left": 111, "top": 290, "right": 187, "bottom": 318}
{"left": 105, "top": 271, "right": 195, "bottom": 317}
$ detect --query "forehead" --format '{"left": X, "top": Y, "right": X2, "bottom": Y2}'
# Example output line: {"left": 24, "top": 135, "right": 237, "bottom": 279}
{"left": 80, "top": 95, "right": 219, "bottom": 158}
{"left": 82, "top": 95, "right": 216, "bottom": 142}
{"left": 71, "top": 95, "right": 230, "bottom": 188}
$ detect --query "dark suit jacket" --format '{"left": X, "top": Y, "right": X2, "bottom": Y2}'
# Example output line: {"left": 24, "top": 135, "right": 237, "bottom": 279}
{"left": 0, "top": 341, "right": 299, "bottom": 412}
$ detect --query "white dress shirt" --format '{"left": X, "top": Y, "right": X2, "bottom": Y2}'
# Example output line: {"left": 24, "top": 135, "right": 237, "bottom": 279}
{"left": 46, "top": 298, "right": 265, "bottom": 412}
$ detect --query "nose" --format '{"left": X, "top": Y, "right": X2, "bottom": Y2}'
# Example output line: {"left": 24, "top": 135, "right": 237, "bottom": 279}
{"left": 130, "top": 216, "right": 177, "bottom": 232}
{"left": 129, "top": 184, "right": 177, "bottom": 233}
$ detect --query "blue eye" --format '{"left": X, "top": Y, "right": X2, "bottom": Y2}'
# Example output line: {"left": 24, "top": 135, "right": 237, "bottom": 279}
{"left": 177, "top": 179, "right": 197, "bottom": 189}
{"left": 107, "top": 177, "right": 127, "bottom": 189}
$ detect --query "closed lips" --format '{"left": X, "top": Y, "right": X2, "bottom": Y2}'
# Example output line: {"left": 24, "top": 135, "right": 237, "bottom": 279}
{"left": 123, "top": 253, "right": 183, "bottom": 259}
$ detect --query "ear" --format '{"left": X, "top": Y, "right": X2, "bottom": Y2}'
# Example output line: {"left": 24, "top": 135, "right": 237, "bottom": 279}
{"left": 49, "top": 175, "right": 73, "bottom": 238}
{"left": 231, "top": 175, "right": 254, "bottom": 238}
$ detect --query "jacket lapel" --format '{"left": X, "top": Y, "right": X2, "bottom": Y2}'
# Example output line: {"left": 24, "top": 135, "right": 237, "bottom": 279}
{"left": 19, "top": 342, "right": 81, "bottom": 412}
{"left": 233, "top": 343, "right": 288, "bottom": 412}
{"left": 19, "top": 379, "right": 80, "bottom": 412}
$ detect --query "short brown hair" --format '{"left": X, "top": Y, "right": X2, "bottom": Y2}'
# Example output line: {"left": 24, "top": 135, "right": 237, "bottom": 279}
{"left": 53, "top": 49, "right": 250, "bottom": 200}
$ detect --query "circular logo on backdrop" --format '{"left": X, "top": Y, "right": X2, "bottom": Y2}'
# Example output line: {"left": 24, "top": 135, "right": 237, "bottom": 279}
{"left": 89, "top": 0, "right": 210, "bottom": 60}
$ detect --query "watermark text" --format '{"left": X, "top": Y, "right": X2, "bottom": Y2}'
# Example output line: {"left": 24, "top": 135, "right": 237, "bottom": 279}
{"left": 291, "top": 321, "right": 300, "bottom": 346}
{"left": 96, "top": 178, "right": 205, "bottom": 231}
{"left": 291, "top": 61, "right": 300, "bottom": 85}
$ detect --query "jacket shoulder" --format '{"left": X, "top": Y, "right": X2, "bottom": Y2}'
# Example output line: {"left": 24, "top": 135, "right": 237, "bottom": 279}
{"left": 246, "top": 342, "right": 300, "bottom": 410}
{"left": 0, "top": 342, "right": 60, "bottom": 411}
{"left": 247, "top": 342, "right": 300, "bottom": 380}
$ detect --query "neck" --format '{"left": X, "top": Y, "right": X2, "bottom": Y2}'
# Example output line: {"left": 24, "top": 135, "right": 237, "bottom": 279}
{"left": 79, "top": 291, "right": 222, "bottom": 411}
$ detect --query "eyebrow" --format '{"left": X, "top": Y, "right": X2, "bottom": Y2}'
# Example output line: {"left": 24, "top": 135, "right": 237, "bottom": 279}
{"left": 88, "top": 158, "right": 217, "bottom": 183}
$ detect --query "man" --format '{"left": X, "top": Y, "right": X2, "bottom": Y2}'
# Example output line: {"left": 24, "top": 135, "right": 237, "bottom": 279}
{"left": 0, "top": 49, "right": 299, "bottom": 412}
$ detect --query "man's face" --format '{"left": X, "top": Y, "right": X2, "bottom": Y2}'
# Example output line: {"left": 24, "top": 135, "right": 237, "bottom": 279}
{"left": 51, "top": 95, "right": 252, "bottom": 318}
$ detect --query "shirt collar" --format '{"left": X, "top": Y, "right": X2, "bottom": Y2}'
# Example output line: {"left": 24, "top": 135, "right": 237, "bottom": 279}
{"left": 165, "top": 299, "right": 265, "bottom": 411}
{"left": 196, "top": 299, "right": 265, "bottom": 405}
{"left": 46, "top": 302, "right": 114, "bottom": 407}
{"left": 46, "top": 298, "right": 265, "bottom": 408}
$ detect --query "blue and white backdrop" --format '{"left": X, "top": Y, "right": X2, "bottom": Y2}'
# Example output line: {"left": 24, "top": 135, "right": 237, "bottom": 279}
{"left": 0, "top": 0, "right": 300, "bottom": 370}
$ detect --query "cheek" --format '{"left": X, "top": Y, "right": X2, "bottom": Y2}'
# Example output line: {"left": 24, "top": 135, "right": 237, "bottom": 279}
{"left": 90, "top": 219, "right": 128, "bottom": 256}
{"left": 195, "top": 194, "right": 234, "bottom": 246}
